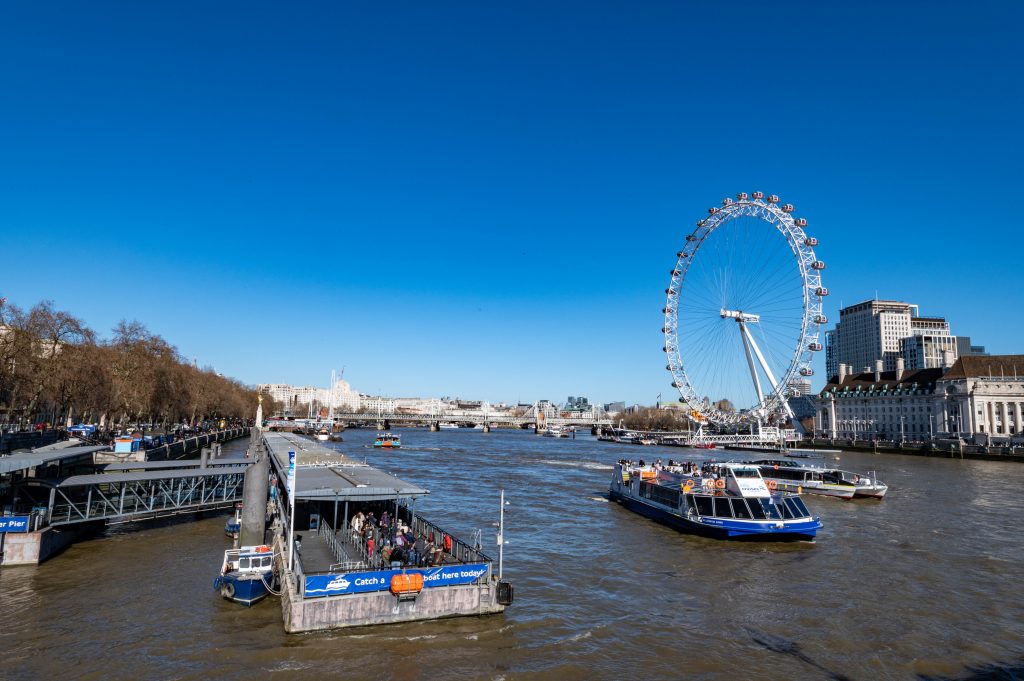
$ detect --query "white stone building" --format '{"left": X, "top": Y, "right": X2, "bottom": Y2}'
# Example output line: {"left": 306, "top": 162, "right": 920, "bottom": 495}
{"left": 815, "top": 355, "right": 1024, "bottom": 444}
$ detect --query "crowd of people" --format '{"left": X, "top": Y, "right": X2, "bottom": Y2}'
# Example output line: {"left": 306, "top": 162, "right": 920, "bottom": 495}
{"left": 347, "top": 510, "right": 453, "bottom": 569}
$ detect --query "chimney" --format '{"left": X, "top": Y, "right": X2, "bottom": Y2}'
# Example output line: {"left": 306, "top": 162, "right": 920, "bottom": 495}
{"left": 941, "top": 349, "right": 954, "bottom": 369}
{"left": 874, "top": 359, "right": 883, "bottom": 383}
{"left": 895, "top": 357, "right": 905, "bottom": 381}
{"left": 838, "top": 363, "right": 848, "bottom": 383}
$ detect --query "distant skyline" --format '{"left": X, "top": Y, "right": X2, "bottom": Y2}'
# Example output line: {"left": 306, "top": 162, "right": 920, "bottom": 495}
{"left": 2, "top": 2, "right": 1022, "bottom": 406}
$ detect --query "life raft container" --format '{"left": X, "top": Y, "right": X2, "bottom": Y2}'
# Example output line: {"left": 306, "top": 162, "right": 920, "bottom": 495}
{"left": 390, "top": 572, "right": 424, "bottom": 596}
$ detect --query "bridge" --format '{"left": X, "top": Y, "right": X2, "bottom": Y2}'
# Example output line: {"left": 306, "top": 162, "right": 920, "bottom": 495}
{"left": 267, "top": 403, "right": 613, "bottom": 431}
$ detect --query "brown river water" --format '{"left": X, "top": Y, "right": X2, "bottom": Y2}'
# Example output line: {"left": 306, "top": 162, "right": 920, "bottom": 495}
{"left": 1, "top": 430, "right": 1023, "bottom": 681}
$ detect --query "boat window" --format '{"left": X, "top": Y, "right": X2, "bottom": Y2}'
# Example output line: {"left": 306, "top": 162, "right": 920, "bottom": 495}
{"left": 788, "top": 497, "right": 811, "bottom": 517}
{"left": 784, "top": 498, "right": 806, "bottom": 518}
{"left": 713, "top": 497, "right": 733, "bottom": 518}
{"left": 239, "top": 557, "right": 250, "bottom": 569}
{"left": 261, "top": 556, "right": 272, "bottom": 568}
{"left": 731, "top": 468, "right": 759, "bottom": 478}
{"left": 694, "top": 495, "right": 714, "bottom": 516}
{"left": 730, "top": 498, "right": 752, "bottom": 519}
{"left": 747, "top": 500, "right": 767, "bottom": 519}
{"left": 779, "top": 501, "right": 795, "bottom": 519}
{"left": 759, "top": 499, "right": 783, "bottom": 519}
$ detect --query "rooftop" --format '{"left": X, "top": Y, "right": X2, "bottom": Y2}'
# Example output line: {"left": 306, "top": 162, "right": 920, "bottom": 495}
{"left": 262, "top": 431, "right": 429, "bottom": 502}
{"left": 941, "top": 355, "right": 1024, "bottom": 380}
{"left": 0, "top": 445, "right": 109, "bottom": 476}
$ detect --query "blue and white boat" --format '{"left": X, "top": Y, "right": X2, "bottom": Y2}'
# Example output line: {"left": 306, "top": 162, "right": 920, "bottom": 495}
{"left": 224, "top": 506, "right": 241, "bottom": 537}
{"left": 609, "top": 461, "right": 821, "bottom": 541}
{"left": 213, "top": 545, "right": 276, "bottom": 606}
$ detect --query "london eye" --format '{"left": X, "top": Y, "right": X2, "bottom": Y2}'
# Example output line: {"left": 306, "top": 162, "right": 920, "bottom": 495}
{"left": 662, "top": 192, "right": 827, "bottom": 427}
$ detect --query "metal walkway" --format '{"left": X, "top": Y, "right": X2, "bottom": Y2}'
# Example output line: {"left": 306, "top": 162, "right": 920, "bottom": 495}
{"left": 48, "top": 465, "right": 250, "bottom": 526}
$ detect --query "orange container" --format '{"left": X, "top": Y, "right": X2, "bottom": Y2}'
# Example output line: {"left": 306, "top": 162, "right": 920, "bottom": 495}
{"left": 390, "top": 572, "right": 424, "bottom": 596}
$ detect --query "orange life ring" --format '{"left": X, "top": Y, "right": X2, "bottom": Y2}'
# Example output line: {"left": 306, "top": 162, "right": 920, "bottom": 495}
{"left": 774, "top": 464, "right": 779, "bottom": 470}
{"left": 766, "top": 480, "right": 777, "bottom": 491}
{"left": 685, "top": 479, "right": 695, "bottom": 488}
{"left": 715, "top": 479, "right": 725, "bottom": 489}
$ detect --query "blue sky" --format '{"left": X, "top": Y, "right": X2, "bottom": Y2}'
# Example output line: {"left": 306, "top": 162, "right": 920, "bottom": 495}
{"left": 2, "top": 1, "right": 1022, "bottom": 406}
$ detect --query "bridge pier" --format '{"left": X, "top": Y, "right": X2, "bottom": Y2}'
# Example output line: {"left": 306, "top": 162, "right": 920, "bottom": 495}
{"left": 482, "top": 423, "right": 491, "bottom": 433}
{"left": 429, "top": 421, "right": 439, "bottom": 432}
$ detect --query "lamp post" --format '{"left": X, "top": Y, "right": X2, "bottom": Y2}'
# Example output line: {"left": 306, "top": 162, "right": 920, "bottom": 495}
{"left": 900, "top": 415, "right": 906, "bottom": 444}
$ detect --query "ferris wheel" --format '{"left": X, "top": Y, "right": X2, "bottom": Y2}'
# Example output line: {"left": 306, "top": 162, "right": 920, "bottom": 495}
{"left": 662, "top": 192, "right": 827, "bottom": 426}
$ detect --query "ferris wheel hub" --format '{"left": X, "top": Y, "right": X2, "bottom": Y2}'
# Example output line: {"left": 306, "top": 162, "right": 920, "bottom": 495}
{"left": 720, "top": 309, "right": 760, "bottom": 323}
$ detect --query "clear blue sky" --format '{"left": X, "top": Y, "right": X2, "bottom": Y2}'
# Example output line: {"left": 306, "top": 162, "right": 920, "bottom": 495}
{"left": 2, "top": 1, "right": 1022, "bottom": 406}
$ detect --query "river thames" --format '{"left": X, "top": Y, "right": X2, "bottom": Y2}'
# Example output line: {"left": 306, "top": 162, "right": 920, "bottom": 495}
{"left": 2, "top": 429, "right": 1022, "bottom": 680}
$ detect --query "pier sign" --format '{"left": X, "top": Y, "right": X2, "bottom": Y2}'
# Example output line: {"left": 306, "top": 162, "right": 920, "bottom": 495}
{"left": 304, "top": 563, "right": 489, "bottom": 598}
{"left": 0, "top": 516, "right": 30, "bottom": 533}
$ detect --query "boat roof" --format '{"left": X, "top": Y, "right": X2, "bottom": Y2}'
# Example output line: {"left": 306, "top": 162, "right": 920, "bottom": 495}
{"left": 58, "top": 466, "right": 248, "bottom": 487}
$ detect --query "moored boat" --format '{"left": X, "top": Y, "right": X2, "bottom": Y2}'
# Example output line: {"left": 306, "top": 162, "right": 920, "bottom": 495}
{"left": 213, "top": 545, "right": 276, "bottom": 606}
{"left": 747, "top": 459, "right": 888, "bottom": 499}
{"left": 609, "top": 460, "right": 821, "bottom": 540}
{"left": 224, "top": 505, "right": 241, "bottom": 537}
{"left": 373, "top": 432, "right": 401, "bottom": 448}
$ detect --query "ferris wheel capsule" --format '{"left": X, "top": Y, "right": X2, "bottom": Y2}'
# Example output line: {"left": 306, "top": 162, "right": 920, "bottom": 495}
{"left": 815, "top": 286, "right": 829, "bottom": 296}
{"left": 722, "top": 198, "right": 733, "bottom": 206}
{"left": 794, "top": 217, "right": 807, "bottom": 227}
{"left": 811, "top": 261, "right": 826, "bottom": 270}
{"left": 809, "top": 342, "right": 823, "bottom": 351}
{"left": 805, "top": 236, "right": 819, "bottom": 246}
{"left": 752, "top": 191, "right": 764, "bottom": 200}
{"left": 736, "top": 192, "right": 748, "bottom": 200}
{"left": 767, "top": 194, "right": 779, "bottom": 203}
{"left": 781, "top": 203, "right": 794, "bottom": 213}
{"left": 814, "top": 314, "right": 828, "bottom": 324}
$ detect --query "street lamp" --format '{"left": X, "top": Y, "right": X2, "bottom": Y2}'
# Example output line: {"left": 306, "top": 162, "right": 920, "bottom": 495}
{"left": 900, "top": 415, "right": 906, "bottom": 444}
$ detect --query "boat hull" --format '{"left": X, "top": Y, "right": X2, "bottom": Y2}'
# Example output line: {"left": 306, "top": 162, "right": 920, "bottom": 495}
{"left": 769, "top": 480, "right": 856, "bottom": 500}
{"left": 215, "top": 572, "right": 271, "bottom": 606}
{"left": 608, "top": 489, "right": 819, "bottom": 541}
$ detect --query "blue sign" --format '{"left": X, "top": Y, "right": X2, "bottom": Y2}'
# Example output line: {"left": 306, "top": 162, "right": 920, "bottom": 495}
{"left": 304, "top": 563, "right": 489, "bottom": 598}
{"left": 0, "top": 516, "right": 30, "bottom": 533}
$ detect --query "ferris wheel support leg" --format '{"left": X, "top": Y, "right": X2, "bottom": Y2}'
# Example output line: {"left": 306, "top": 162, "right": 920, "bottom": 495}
{"left": 741, "top": 322, "right": 795, "bottom": 419}
{"left": 738, "top": 321, "right": 765, "bottom": 406}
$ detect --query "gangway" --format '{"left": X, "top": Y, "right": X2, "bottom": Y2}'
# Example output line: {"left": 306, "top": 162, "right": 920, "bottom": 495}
{"left": 45, "top": 466, "right": 249, "bottom": 526}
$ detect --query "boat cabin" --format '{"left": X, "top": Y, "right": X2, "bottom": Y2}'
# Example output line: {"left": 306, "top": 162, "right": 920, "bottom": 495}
{"left": 222, "top": 545, "right": 274, "bottom": 575}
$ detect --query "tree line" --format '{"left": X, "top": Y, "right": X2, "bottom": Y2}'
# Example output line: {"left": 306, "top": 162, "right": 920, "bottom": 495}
{"left": 0, "top": 298, "right": 275, "bottom": 430}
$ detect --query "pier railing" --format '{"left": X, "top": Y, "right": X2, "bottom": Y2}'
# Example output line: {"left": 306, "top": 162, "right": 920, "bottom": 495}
{"left": 305, "top": 512, "right": 492, "bottom": 576}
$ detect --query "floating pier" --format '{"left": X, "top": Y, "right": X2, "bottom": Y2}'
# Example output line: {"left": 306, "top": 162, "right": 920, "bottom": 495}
{"left": 260, "top": 431, "right": 511, "bottom": 632}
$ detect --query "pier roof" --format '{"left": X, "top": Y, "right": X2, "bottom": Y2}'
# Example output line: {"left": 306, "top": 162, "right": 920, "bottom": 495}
{"left": 261, "top": 431, "right": 429, "bottom": 501}
{"left": 0, "top": 445, "right": 109, "bottom": 475}
{"left": 58, "top": 466, "right": 248, "bottom": 487}
{"left": 99, "top": 458, "right": 249, "bottom": 472}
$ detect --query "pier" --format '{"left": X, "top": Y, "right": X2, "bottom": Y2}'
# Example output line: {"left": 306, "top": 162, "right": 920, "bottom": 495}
{"left": 258, "top": 431, "right": 510, "bottom": 632}
{"left": 0, "top": 428, "right": 251, "bottom": 566}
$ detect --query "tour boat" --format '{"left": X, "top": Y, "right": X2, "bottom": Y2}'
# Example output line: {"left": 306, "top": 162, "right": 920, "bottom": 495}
{"left": 747, "top": 459, "right": 888, "bottom": 499}
{"left": 543, "top": 426, "right": 569, "bottom": 438}
{"left": 438, "top": 423, "right": 460, "bottom": 430}
{"left": 609, "top": 461, "right": 821, "bottom": 540}
{"left": 315, "top": 425, "right": 331, "bottom": 441}
{"left": 213, "top": 545, "right": 276, "bottom": 606}
{"left": 692, "top": 443, "right": 717, "bottom": 450}
{"left": 373, "top": 432, "right": 401, "bottom": 448}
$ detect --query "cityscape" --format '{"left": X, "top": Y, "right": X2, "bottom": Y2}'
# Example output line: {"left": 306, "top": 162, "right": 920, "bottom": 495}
{"left": 2, "top": 3, "right": 1024, "bottom": 681}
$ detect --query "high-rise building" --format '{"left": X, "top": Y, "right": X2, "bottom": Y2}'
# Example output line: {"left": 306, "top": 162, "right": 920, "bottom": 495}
{"left": 956, "top": 336, "right": 989, "bottom": 358}
{"left": 901, "top": 316, "right": 957, "bottom": 370}
{"left": 825, "top": 300, "right": 917, "bottom": 378}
